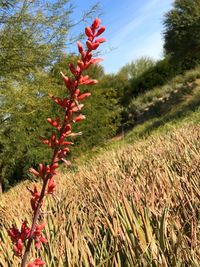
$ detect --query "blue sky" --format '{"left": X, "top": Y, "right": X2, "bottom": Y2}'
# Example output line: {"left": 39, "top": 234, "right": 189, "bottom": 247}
{"left": 70, "top": 0, "right": 174, "bottom": 74}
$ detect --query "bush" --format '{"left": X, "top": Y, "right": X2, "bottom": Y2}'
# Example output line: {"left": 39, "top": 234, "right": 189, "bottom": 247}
{"left": 130, "top": 58, "right": 178, "bottom": 96}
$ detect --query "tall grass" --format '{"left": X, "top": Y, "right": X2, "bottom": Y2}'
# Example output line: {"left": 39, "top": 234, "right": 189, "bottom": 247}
{"left": 0, "top": 125, "right": 200, "bottom": 266}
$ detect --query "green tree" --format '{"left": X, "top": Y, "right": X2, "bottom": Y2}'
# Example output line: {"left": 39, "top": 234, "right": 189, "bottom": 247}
{"left": 118, "top": 57, "right": 156, "bottom": 106}
{"left": 164, "top": 0, "right": 200, "bottom": 62}
{"left": 118, "top": 57, "right": 155, "bottom": 80}
{"left": 0, "top": 0, "right": 98, "bottom": 190}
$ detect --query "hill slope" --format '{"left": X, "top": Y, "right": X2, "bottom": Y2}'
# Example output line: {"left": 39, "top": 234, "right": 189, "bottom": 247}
{"left": 1, "top": 123, "right": 200, "bottom": 266}
{"left": 1, "top": 69, "right": 200, "bottom": 266}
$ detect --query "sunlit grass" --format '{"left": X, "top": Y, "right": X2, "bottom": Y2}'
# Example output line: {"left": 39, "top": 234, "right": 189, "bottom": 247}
{"left": 1, "top": 125, "right": 200, "bottom": 266}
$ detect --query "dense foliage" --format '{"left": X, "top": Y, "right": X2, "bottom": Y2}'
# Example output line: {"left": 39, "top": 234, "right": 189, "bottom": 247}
{"left": 122, "top": 58, "right": 176, "bottom": 103}
{"left": 0, "top": 0, "right": 75, "bottom": 190}
{"left": 0, "top": 1, "right": 120, "bottom": 190}
{"left": 164, "top": 0, "right": 200, "bottom": 65}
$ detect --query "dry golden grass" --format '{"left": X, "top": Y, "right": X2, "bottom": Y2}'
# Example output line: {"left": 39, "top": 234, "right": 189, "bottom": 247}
{"left": 0, "top": 124, "right": 200, "bottom": 266}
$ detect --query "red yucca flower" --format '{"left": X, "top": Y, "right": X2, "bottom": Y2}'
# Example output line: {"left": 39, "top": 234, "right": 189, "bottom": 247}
{"left": 8, "top": 17, "right": 106, "bottom": 267}
{"left": 27, "top": 259, "right": 45, "bottom": 267}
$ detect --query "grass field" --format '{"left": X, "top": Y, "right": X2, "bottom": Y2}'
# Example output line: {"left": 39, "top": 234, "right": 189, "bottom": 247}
{"left": 1, "top": 70, "right": 200, "bottom": 266}
{"left": 1, "top": 123, "right": 200, "bottom": 266}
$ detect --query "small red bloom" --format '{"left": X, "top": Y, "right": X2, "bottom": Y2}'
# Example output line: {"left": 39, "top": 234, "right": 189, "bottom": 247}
{"left": 79, "top": 75, "right": 98, "bottom": 85}
{"left": 20, "top": 221, "right": 31, "bottom": 241}
{"left": 77, "top": 93, "right": 91, "bottom": 101}
{"left": 85, "top": 52, "right": 92, "bottom": 63}
{"left": 77, "top": 60, "right": 84, "bottom": 70}
{"left": 8, "top": 221, "right": 30, "bottom": 256}
{"left": 96, "top": 26, "right": 106, "bottom": 36}
{"left": 30, "top": 185, "right": 40, "bottom": 212}
{"left": 35, "top": 235, "right": 48, "bottom": 249}
{"left": 77, "top": 41, "right": 84, "bottom": 53}
{"left": 73, "top": 114, "right": 86, "bottom": 123}
{"left": 47, "top": 118, "right": 61, "bottom": 130}
{"left": 92, "top": 17, "right": 101, "bottom": 29}
{"left": 69, "top": 63, "right": 80, "bottom": 76}
{"left": 85, "top": 27, "right": 93, "bottom": 37}
{"left": 27, "top": 258, "right": 45, "bottom": 267}
{"left": 50, "top": 95, "right": 71, "bottom": 110}
{"left": 34, "top": 223, "right": 45, "bottom": 237}
{"left": 47, "top": 177, "right": 56, "bottom": 194}
{"left": 90, "top": 58, "right": 103, "bottom": 64}
{"left": 62, "top": 74, "right": 70, "bottom": 88}
{"left": 86, "top": 40, "right": 99, "bottom": 50}
{"left": 8, "top": 226, "right": 20, "bottom": 243}
{"left": 13, "top": 238, "right": 23, "bottom": 256}
{"left": 33, "top": 223, "right": 47, "bottom": 249}
{"left": 95, "top": 37, "right": 106, "bottom": 43}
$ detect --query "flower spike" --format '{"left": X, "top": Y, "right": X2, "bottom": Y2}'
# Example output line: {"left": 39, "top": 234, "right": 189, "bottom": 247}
{"left": 8, "top": 17, "right": 106, "bottom": 267}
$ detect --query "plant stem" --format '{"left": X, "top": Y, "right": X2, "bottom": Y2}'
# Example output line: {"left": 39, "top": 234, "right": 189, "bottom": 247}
{"left": 21, "top": 89, "right": 76, "bottom": 266}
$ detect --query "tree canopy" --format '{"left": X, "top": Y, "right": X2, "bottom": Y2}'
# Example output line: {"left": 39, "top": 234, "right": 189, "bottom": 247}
{"left": 164, "top": 0, "right": 200, "bottom": 61}
{"left": 0, "top": 0, "right": 101, "bottom": 190}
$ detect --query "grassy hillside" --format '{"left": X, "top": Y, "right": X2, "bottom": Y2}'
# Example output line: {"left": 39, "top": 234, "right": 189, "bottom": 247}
{"left": 0, "top": 70, "right": 200, "bottom": 266}
{"left": 124, "top": 66, "right": 200, "bottom": 140}
{"left": 1, "top": 124, "right": 200, "bottom": 266}
{"left": 76, "top": 67, "right": 200, "bottom": 163}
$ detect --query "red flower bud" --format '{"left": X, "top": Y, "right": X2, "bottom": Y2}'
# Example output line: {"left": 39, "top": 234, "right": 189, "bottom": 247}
{"left": 79, "top": 75, "right": 98, "bottom": 85}
{"left": 30, "top": 185, "right": 40, "bottom": 211}
{"left": 47, "top": 178, "right": 56, "bottom": 194}
{"left": 8, "top": 226, "right": 20, "bottom": 243}
{"left": 61, "top": 73, "right": 70, "bottom": 87}
{"left": 92, "top": 42, "right": 100, "bottom": 50}
{"left": 96, "top": 26, "right": 106, "bottom": 36}
{"left": 85, "top": 27, "right": 93, "bottom": 37}
{"left": 29, "top": 168, "right": 39, "bottom": 177}
{"left": 77, "top": 41, "right": 84, "bottom": 53}
{"left": 86, "top": 40, "right": 99, "bottom": 50}
{"left": 77, "top": 93, "right": 91, "bottom": 101}
{"left": 69, "top": 63, "right": 80, "bottom": 76}
{"left": 34, "top": 223, "right": 45, "bottom": 237}
{"left": 74, "top": 88, "right": 80, "bottom": 97}
{"left": 73, "top": 114, "right": 86, "bottom": 123}
{"left": 51, "top": 163, "right": 59, "bottom": 170}
{"left": 95, "top": 37, "right": 106, "bottom": 43}
{"left": 92, "top": 18, "right": 101, "bottom": 29}
{"left": 13, "top": 239, "right": 23, "bottom": 256}
{"left": 86, "top": 40, "right": 93, "bottom": 51}
{"left": 90, "top": 58, "right": 103, "bottom": 64}
{"left": 81, "top": 51, "right": 86, "bottom": 61}
{"left": 39, "top": 163, "right": 44, "bottom": 174}
{"left": 86, "top": 52, "right": 92, "bottom": 62}
{"left": 77, "top": 60, "right": 84, "bottom": 70}
{"left": 72, "top": 103, "right": 84, "bottom": 112}
{"left": 27, "top": 258, "right": 45, "bottom": 267}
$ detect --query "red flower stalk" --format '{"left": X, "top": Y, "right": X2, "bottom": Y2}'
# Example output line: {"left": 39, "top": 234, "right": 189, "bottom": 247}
{"left": 8, "top": 17, "right": 106, "bottom": 267}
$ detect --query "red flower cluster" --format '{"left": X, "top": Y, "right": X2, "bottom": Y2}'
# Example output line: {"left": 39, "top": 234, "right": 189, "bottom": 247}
{"left": 8, "top": 221, "right": 30, "bottom": 256}
{"left": 33, "top": 223, "right": 47, "bottom": 249}
{"left": 29, "top": 17, "right": 106, "bottom": 196}
{"left": 8, "top": 17, "right": 106, "bottom": 267}
{"left": 8, "top": 221, "right": 47, "bottom": 256}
